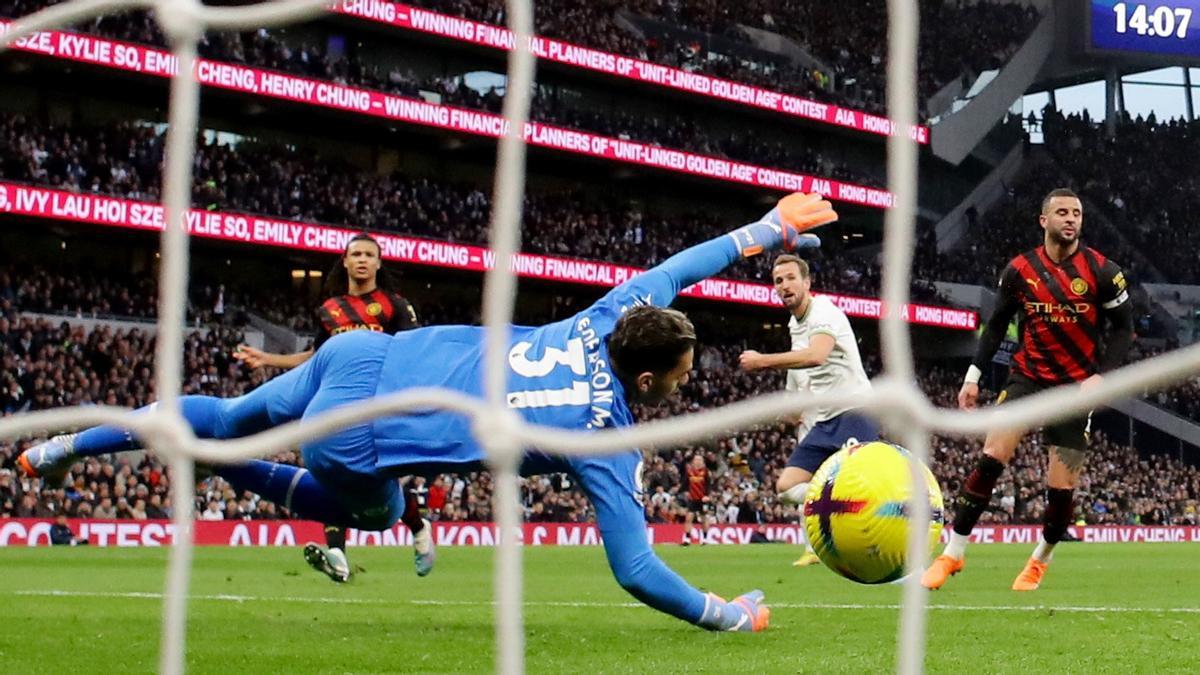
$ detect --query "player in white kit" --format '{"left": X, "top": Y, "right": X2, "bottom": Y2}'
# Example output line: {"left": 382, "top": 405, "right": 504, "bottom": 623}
{"left": 739, "top": 254, "right": 877, "bottom": 566}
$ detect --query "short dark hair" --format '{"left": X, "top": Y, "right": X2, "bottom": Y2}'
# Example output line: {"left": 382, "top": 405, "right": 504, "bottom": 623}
{"left": 607, "top": 306, "right": 696, "bottom": 380}
{"left": 1041, "top": 188, "right": 1080, "bottom": 213}
{"left": 772, "top": 254, "right": 810, "bottom": 278}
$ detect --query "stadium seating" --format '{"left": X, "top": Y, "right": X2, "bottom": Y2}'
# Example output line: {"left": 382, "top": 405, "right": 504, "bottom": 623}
{"left": 1, "top": 0, "right": 1197, "bottom": 532}
{"left": 408, "top": 0, "right": 1040, "bottom": 114}
{"left": 1041, "top": 109, "right": 1200, "bottom": 284}
{"left": 0, "top": 0, "right": 1039, "bottom": 116}
{"left": 0, "top": 111, "right": 955, "bottom": 302}
{"left": 0, "top": 1, "right": 882, "bottom": 187}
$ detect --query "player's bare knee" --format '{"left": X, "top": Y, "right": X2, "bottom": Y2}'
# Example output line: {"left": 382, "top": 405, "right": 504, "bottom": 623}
{"left": 776, "top": 468, "right": 804, "bottom": 494}
{"left": 775, "top": 475, "right": 793, "bottom": 494}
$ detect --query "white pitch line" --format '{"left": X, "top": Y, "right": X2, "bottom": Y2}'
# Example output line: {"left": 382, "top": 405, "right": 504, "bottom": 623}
{"left": 12, "top": 590, "right": 1200, "bottom": 614}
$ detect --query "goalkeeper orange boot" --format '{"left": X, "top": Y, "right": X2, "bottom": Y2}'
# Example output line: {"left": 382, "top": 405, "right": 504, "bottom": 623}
{"left": 1011, "top": 557, "right": 1048, "bottom": 591}
{"left": 920, "top": 555, "right": 965, "bottom": 590}
{"left": 16, "top": 433, "right": 78, "bottom": 483}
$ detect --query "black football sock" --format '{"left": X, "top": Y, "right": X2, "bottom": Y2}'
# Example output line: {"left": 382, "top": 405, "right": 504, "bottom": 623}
{"left": 324, "top": 525, "right": 346, "bottom": 551}
{"left": 952, "top": 455, "right": 1006, "bottom": 537}
{"left": 1042, "top": 488, "right": 1074, "bottom": 541}
{"left": 400, "top": 485, "right": 425, "bottom": 533}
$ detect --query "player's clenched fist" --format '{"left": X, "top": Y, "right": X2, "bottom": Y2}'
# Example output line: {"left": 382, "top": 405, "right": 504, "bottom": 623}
{"left": 739, "top": 349, "right": 769, "bottom": 371}
{"left": 234, "top": 344, "right": 269, "bottom": 369}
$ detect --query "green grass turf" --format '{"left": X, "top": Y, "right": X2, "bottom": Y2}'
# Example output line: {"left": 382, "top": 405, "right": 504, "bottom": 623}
{"left": 0, "top": 543, "right": 1196, "bottom": 673}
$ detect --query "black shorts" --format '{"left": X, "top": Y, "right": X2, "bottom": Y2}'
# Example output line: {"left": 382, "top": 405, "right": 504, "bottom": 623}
{"left": 996, "top": 373, "right": 1091, "bottom": 451}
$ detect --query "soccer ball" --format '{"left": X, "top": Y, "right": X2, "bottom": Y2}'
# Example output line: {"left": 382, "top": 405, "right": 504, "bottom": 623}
{"left": 803, "top": 441, "right": 945, "bottom": 584}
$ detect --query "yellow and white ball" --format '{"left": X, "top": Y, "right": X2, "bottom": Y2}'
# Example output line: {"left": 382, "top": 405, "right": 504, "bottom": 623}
{"left": 803, "top": 441, "right": 945, "bottom": 584}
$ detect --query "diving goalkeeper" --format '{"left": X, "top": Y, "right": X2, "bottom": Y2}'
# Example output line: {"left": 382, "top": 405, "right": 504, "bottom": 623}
{"left": 19, "top": 193, "right": 837, "bottom": 632}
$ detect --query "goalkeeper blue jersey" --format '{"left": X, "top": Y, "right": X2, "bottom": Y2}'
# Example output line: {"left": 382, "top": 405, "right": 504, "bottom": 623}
{"left": 362, "top": 235, "right": 743, "bottom": 623}
{"left": 371, "top": 295, "right": 649, "bottom": 475}
{"left": 68, "top": 226, "right": 770, "bottom": 627}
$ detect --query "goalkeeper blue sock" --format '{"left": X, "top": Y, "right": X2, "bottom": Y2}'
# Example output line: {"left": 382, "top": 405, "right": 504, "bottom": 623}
{"left": 70, "top": 393, "right": 277, "bottom": 458}
{"left": 217, "top": 461, "right": 355, "bottom": 526}
{"left": 72, "top": 424, "right": 139, "bottom": 457}
{"left": 71, "top": 396, "right": 227, "bottom": 457}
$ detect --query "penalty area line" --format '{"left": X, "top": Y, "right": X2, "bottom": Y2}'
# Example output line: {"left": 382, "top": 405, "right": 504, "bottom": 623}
{"left": 11, "top": 590, "right": 1200, "bottom": 614}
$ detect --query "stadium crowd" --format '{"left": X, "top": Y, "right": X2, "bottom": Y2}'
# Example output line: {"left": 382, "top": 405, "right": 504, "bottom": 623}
{"left": 1041, "top": 109, "right": 1200, "bottom": 285}
{"left": 0, "top": 0, "right": 1041, "bottom": 118}
{"left": 0, "top": 112, "right": 957, "bottom": 302}
{"left": 410, "top": 0, "right": 1040, "bottom": 115}
{"left": 920, "top": 109, "right": 1200, "bottom": 292}
{"left": 0, "top": 0, "right": 880, "bottom": 188}
{"left": 2, "top": 307, "right": 1198, "bottom": 529}
{"left": 912, "top": 155, "right": 1157, "bottom": 289}
{"left": 10, "top": 97, "right": 1197, "bottom": 311}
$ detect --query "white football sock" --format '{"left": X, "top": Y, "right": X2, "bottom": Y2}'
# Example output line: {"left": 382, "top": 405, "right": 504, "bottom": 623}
{"left": 943, "top": 531, "right": 970, "bottom": 560}
{"left": 779, "top": 483, "right": 815, "bottom": 552}
{"left": 797, "top": 520, "right": 815, "bottom": 554}
{"left": 1031, "top": 537, "right": 1055, "bottom": 563}
{"left": 778, "top": 482, "right": 810, "bottom": 506}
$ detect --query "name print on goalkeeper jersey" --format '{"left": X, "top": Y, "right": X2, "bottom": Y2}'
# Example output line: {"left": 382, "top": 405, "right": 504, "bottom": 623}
{"left": 370, "top": 267, "right": 674, "bottom": 474}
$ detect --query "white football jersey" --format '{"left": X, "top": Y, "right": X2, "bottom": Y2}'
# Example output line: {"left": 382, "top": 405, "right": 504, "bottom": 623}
{"left": 784, "top": 295, "right": 871, "bottom": 428}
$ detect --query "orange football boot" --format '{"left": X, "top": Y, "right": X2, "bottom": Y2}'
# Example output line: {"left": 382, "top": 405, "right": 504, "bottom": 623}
{"left": 1011, "top": 558, "right": 1048, "bottom": 591}
{"left": 920, "top": 555, "right": 965, "bottom": 590}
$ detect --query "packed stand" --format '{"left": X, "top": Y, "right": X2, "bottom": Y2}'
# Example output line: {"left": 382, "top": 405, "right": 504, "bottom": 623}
{"left": 412, "top": 0, "right": 1039, "bottom": 115}
{"left": 1041, "top": 109, "right": 1200, "bottom": 285}
{"left": 912, "top": 156, "right": 1155, "bottom": 288}
{"left": 0, "top": 0, "right": 880, "bottom": 188}
{"left": 1130, "top": 344, "right": 1200, "bottom": 424}
{"left": 0, "top": 308, "right": 277, "bottom": 519}
{"left": 3, "top": 309, "right": 1198, "bottom": 527}
{"left": 0, "top": 262, "right": 317, "bottom": 333}
{"left": 0, "top": 112, "right": 956, "bottom": 304}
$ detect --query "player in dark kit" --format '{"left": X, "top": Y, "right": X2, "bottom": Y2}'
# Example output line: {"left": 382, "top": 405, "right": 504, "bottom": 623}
{"left": 922, "top": 188, "right": 1135, "bottom": 592}
{"left": 233, "top": 233, "right": 430, "bottom": 582}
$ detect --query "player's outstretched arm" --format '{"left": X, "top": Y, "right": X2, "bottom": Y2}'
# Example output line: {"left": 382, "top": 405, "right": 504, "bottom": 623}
{"left": 573, "top": 457, "right": 769, "bottom": 632}
{"left": 234, "top": 345, "right": 314, "bottom": 370}
{"left": 594, "top": 193, "right": 837, "bottom": 311}
{"left": 739, "top": 333, "right": 835, "bottom": 371}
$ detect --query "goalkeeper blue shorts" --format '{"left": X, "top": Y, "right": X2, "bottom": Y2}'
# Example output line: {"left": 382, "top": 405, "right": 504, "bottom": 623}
{"left": 237, "top": 329, "right": 402, "bottom": 529}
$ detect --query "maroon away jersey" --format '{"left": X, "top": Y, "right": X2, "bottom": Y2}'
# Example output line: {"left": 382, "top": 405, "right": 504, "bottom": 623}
{"left": 311, "top": 288, "right": 419, "bottom": 350}
{"left": 996, "top": 246, "right": 1128, "bottom": 385}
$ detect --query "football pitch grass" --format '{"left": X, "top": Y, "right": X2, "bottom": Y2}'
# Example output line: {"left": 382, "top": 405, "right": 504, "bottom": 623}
{"left": 1, "top": 543, "right": 1197, "bottom": 673}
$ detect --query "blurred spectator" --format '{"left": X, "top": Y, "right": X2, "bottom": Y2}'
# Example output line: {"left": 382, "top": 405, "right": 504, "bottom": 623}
{"left": 49, "top": 512, "right": 88, "bottom": 545}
